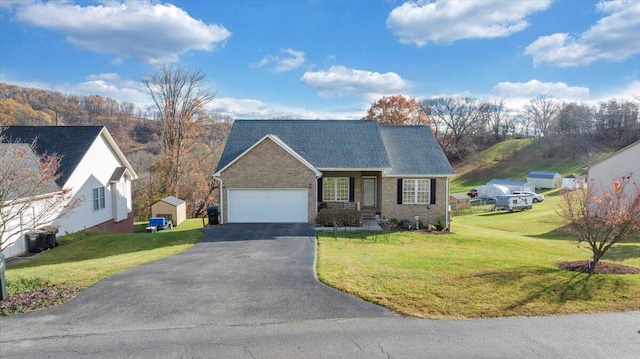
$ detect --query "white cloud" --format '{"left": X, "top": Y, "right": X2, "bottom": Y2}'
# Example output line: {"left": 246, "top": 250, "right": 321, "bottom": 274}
{"left": 490, "top": 79, "right": 590, "bottom": 109}
{"left": 525, "top": 0, "right": 640, "bottom": 66}
{"left": 208, "top": 97, "right": 365, "bottom": 120}
{"left": 254, "top": 48, "right": 306, "bottom": 73}
{"left": 300, "top": 65, "right": 406, "bottom": 98}
{"left": 387, "top": 0, "right": 552, "bottom": 46}
{"left": 14, "top": 0, "right": 231, "bottom": 64}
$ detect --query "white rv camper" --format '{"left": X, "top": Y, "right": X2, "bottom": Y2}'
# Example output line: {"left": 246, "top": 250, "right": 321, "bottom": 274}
{"left": 493, "top": 195, "right": 533, "bottom": 212}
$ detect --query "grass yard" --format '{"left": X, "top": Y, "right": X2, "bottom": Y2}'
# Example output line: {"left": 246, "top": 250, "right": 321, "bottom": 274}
{"left": 316, "top": 192, "right": 640, "bottom": 319}
{"left": 4, "top": 218, "right": 206, "bottom": 294}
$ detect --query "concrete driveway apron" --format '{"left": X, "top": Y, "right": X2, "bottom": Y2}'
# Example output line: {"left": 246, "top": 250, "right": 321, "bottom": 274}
{"left": 1, "top": 223, "right": 395, "bottom": 339}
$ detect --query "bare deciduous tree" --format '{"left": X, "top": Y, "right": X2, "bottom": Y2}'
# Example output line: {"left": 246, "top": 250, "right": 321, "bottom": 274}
{"left": 142, "top": 65, "right": 216, "bottom": 197}
{"left": 420, "top": 96, "right": 486, "bottom": 159}
{"left": 557, "top": 175, "right": 640, "bottom": 272}
{"left": 1, "top": 132, "right": 78, "bottom": 253}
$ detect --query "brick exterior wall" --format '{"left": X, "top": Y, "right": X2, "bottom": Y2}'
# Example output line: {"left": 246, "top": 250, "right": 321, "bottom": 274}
{"left": 219, "top": 138, "right": 318, "bottom": 223}
{"left": 90, "top": 212, "right": 134, "bottom": 233}
{"left": 381, "top": 177, "right": 449, "bottom": 227}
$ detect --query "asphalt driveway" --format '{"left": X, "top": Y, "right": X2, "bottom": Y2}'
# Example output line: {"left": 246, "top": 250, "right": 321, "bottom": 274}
{"left": 1, "top": 223, "right": 394, "bottom": 338}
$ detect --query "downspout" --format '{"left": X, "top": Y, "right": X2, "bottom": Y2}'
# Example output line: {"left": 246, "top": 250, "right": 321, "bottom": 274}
{"left": 315, "top": 173, "right": 322, "bottom": 221}
{"left": 445, "top": 176, "right": 451, "bottom": 230}
{"left": 214, "top": 176, "right": 224, "bottom": 224}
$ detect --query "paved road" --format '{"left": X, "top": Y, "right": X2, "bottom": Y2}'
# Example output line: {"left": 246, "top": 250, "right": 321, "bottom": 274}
{"left": 1, "top": 224, "right": 639, "bottom": 358}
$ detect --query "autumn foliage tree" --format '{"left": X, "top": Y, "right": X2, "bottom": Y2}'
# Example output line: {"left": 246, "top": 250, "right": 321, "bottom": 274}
{"left": 1, "top": 131, "right": 78, "bottom": 253}
{"left": 557, "top": 175, "right": 640, "bottom": 272}
{"left": 364, "top": 95, "right": 428, "bottom": 125}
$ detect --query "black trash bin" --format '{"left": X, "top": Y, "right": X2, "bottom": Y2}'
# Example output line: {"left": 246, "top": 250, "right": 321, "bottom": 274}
{"left": 207, "top": 205, "right": 219, "bottom": 225}
{"left": 26, "top": 232, "right": 46, "bottom": 253}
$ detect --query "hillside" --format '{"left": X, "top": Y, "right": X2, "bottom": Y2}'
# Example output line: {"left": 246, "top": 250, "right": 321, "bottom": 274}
{"left": 450, "top": 139, "right": 611, "bottom": 193}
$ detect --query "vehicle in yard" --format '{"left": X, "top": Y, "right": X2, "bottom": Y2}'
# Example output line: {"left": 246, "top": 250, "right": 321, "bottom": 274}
{"left": 512, "top": 191, "right": 545, "bottom": 203}
{"left": 146, "top": 217, "right": 174, "bottom": 232}
{"left": 493, "top": 194, "right": 533, "bottom": 212}
{"left": 467, "top": 188, "right": 478, "bottom": 198}
{"left": 477, "top": 184, "right": 510, "bottom": 199}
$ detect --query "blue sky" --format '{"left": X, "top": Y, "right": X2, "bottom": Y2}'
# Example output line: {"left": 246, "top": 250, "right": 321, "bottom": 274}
{"left": 1, "top": 0, "right": 638, "bottom": 119}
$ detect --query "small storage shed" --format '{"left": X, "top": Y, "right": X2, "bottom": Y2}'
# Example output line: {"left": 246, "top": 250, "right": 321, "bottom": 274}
{"left": 486, "top": 179, "right": 536, "bottom": 194}
{"left": 151, "top": 196, "right": 186, "bottom": 226}
{"left": 527, "top": 171, "right": 561, "bottom": 189}
{"left": 562, "top": 174, "right": 585, "bottom": 190}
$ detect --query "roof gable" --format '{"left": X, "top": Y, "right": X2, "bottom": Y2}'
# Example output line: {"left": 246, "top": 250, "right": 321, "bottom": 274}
{"left": 2, "top": 126, "right": 137, "bottom": 187}
{"left": 215, "top": 134, "right": 320, "bottom": 176}
{"left": 216, "top": 120, "right": 391, "bottom": 172}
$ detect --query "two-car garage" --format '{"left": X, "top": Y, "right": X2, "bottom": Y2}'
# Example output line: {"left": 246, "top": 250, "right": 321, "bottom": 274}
{"left": 227, "top": 189, "right": 309, "bottom": 223}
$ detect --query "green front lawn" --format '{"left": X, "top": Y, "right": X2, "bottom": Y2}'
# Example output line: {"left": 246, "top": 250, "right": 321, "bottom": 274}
{"left": 317, "top": 193, "right": 640, "bottom": 318}
{"left": 5, "top": 218, "right": 206, "bottom": 293}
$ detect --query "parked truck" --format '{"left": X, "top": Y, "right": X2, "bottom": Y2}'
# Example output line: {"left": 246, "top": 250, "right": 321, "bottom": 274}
{"left": 493, "top": 195, "right": 533, "bottom": 212}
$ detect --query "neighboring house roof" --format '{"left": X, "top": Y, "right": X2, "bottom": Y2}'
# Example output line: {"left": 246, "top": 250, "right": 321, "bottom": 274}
{"left": 157, "top": 196, "right": 185, "bottom": 207}
{"left": 216, "top": 120, "right": 391, "bottom": 172}
{"left": 1, "top": 126, "right": 137, "bottom": 187}
{"left": 585, "top": 140, "right": 640, "bottom": 170}
{"left": 487, "top": 179, "right": 533, "bottom": 187}
{"left": 0, "top": 143, "right": 60, "bottom": 200}
{"left": 216, "top": 120, "right": 454, "bottom": 176}
{"left": 527, "top": 171, "right": 560, "bottom": 179}
{"left": 380, "top": 125, "right": 454, "bottom": 176}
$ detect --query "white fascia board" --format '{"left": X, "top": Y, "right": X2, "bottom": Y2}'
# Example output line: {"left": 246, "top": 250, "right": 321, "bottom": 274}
{"left": 214, "top": 134, "right": 320, "bottom": 177}
{"left": 317, "top": 168, "right": 391, "bottom": 172}
{"left": 99, "top": 127, "right": 138, "bottom": 180}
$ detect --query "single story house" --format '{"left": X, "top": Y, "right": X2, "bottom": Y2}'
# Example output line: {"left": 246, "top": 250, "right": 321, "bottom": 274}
{"left": 213, "top": 120, "right": 455, "bottom": 227}
{"left": 1, "top": 126, "right": 137, "bottom": 258}
{"left": 151, "top": 196, "right": 186, "bottom": 226}
{"left": 562, "top": 174, "right": 585, "bottom": 190}
{"left": 586, "top": 140, "right": 639, "bottom": 195}
{"left": 527, "top": 171, "right": 561, "bottom": 189}
{"left": 486, "top": 179, "right": 536, "bottom": 193}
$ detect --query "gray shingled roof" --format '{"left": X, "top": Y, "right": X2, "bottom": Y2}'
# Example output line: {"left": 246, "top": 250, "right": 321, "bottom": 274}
{"left": 216, "top": 120, "right": 391, "bottom": 171}
{"left": 380, "top": 125, "right": 455, "bottom": 176}
{"left": 1, "top": 126, "right": 104, "bottom": 187}
{"left": 216, "top": 120, "right": 455, "bottom": 176}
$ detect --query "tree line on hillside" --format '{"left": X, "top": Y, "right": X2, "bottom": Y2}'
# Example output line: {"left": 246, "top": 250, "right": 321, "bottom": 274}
{"left": 365, "top": 94, "right": 640, "bottom": 161}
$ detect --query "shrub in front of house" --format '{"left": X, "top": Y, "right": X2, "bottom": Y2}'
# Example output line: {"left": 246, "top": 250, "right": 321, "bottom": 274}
{"left": 316, "top": 209, "right": 362, "bottom": 227}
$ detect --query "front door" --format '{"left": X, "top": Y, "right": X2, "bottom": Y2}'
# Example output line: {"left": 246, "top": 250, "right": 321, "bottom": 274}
{"left": 363, "top": 177, "right": 376, "bottom": 207}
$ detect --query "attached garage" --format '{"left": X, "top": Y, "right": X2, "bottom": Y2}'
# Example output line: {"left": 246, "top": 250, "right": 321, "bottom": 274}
{"left": 227, "top": 189, "right": 308, "bottom": 223}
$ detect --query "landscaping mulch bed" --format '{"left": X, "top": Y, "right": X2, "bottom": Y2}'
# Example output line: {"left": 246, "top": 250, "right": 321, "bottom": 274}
{"left": 0, "top": 284, "right": 82, "bottom": 316}
{"left": 557, "top": 260, "right": 640, "bottom": 274}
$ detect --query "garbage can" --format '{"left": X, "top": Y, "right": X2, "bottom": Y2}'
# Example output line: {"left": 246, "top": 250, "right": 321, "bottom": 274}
{"left": 1, "top": 252, "right": 7, "bottom": 300}
{"left": 207, "top": 206, "right": 219, "bottom": 225}
{"left": 26, "top": 232, "right": 46, "bottom": 253}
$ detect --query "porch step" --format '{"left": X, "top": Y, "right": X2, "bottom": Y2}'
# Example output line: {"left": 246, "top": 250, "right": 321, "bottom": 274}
{"left": 361, "top": 208, "right": 378, "bottom": 219}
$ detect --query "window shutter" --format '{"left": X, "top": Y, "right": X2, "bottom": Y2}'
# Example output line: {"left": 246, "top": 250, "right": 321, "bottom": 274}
{"left": 349, "top": 177, "right": 355, "bottom": 202}
{"left": 397, "top": 179, "right": 403, "bottom": 204}
{"left": 430, "top": 178, "right": 437, "bottom": 204}
{"left": 317, "top": 177, "right": 323, "bottom": 201}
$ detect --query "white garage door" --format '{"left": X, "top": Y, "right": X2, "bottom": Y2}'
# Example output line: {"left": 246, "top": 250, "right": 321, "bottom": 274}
{"left": 228, "top": 189, "right": 308, "bottom": 223}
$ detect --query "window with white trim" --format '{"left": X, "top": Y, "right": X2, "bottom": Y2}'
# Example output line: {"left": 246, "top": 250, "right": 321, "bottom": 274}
{"left": 402, "top": 179, "right": 430, "bottom": 204}
{"left": 93, "top": 187, "right": 105, "bottom": 211}
{"left": 323, "top": 177, "right": 349, "bottom": 202}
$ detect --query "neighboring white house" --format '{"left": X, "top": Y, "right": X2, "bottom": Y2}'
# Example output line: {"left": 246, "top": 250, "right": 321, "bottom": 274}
{"left": 486, "top": 179, "right": 536, "bottom": 194}
{"left": 527, "top": 171, "right": 561, "bottom": 189}
{"left": 586, "top": 141, "right": 640, "bottom": 195}
{"left": 1, "top": 126, "right": 138, "bottom": 259}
